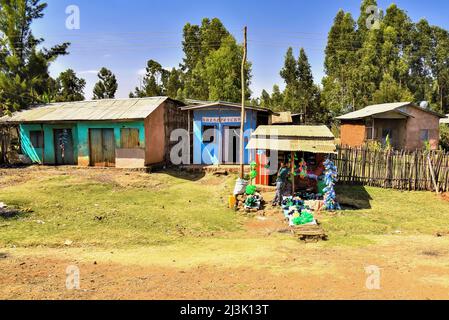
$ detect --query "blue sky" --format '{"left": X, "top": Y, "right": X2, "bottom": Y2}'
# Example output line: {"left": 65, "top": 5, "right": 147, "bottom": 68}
{"left": 33, "top": 0, "right": 449, "bottom": 100}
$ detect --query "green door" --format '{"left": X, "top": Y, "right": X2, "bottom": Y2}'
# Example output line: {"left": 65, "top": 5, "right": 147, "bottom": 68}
{"left": 89, "top": 128, "right": 116, "bottom": 167}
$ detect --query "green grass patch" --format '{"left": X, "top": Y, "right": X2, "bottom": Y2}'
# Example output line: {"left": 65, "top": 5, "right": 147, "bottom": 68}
{"left": 0, "top": 171, "right": 240, "bottom": 247}
{"left": 321, "top": 185, "right": 449, "bottom": 239}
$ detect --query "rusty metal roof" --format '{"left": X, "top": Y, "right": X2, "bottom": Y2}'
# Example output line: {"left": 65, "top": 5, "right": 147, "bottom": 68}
{"left": 247, "top": 138, "right": 337, "bottom": 153}
{"left": 0, "top": 97, "right": 170, "bottom": 123}
{"left": 336, "top": 102, "right": 445, "bottom": 120}
{"left": 181, "top": 99, "right": 272, "bottom": 113}
{"left": 252, "top": 125, "right": 335, "bottom": 138}
{"left": 247, "top": 125, "right": 336, "bottom": 154}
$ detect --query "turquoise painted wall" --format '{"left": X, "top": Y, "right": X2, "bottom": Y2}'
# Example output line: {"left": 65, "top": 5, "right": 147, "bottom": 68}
{"left": 75, "top": 121, "right": 145, "bottom": 161}
{"left": 20, "top": 121, "right": 145, "bottom": 165}
{"left": 20, "top": 123, "right": 78, "bottom": 164}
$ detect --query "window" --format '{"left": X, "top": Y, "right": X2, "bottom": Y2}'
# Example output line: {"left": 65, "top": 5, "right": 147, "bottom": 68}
{"left": 365, "top": 119, "right": 377, "bottom": 140}
{"left": 202, "top": 125, "right": 216, "bottom": 143}
{"left": 30, "top": 131, "right": 44, "bottom": 148}
{"left": 420, "top": 129, "right": 429, "bottom": 142}
{"left": 120, "top": 128, "right": 140, "bottom": 148}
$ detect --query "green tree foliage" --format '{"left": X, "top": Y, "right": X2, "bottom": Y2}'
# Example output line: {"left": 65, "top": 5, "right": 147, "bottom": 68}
{"left": 0, "top": 0, "right": 69, "bottom": 115}
{"left": 440, "top": 125, "right": 449, "bottom": 151}
{"left": 203, "top": 35, "right": 251, "bottom": 102}
{"left": 93, "top": 67, "right": 118, "bottom": 100}
{"left": 180, "top": 18, "right": 250, "bottom": 102}
{"left": 130, "top": 18, "right": 250, "bottom": 103}
{"left": 129, "top": 59, "right": 169, "bottom": 98}
{"left": 297, "top": 48, "right": 322, "bottom": 124}
{"left": 54, "top": 69, "right": 86, "bottom": 102}
{"left": 321, "top": 2, "right": 449, "bottom": 116}
{"left": 321, "top": 10, "right": 359, "bottom": 115}
{"left": 261, "top": 47, "right": 323, "bottom": 123}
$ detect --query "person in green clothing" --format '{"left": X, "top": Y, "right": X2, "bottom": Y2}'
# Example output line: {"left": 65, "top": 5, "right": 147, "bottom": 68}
{"left": 272, "top": 161, "right": 291, "bottom": 206}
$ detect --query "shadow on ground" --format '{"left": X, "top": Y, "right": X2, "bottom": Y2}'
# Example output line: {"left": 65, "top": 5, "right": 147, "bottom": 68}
{"left": 336, "top": 185, "right": 372, "bottom": 210}
{"left": 0, "top": 208, "right": 29, "bottom": 219}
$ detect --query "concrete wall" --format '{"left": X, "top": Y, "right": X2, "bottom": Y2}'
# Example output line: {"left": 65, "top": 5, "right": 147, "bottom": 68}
{"left": 20, "top": 121, "right": 146, "bottom": 168}
{"left": 20, "top": 123, "right": 78, "bottom": 164}
{"left": 404, "top": 106, "right": 440, "bottom": 150}
{"left": 372, "top": 118, "right": 407, "bottom": 149}
{"left": 192, "top": 107, "right": 257, "bottom": 165}
{"left": 76, "top": 121, "right": 145, "bottom": 167}
{"left": 339, "top": 106, "right": 441, "bottom": 150}
{"left": 340, "top": 121, "right": 366, "bottom": 147}
{"left": 145, "top": 104, "right": 165, "bottom": 165}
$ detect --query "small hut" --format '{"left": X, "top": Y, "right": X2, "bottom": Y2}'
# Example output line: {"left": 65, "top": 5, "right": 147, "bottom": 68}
{"left": 246, "top": 125, "right": 336, "bottom": 193}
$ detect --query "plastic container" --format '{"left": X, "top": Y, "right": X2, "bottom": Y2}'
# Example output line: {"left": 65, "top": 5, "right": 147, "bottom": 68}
{"left": 233, "top": 178, "right": 248, "bottom": 195}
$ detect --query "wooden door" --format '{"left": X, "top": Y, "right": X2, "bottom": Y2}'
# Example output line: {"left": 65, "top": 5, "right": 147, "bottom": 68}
{"left": 54, "top": 129, "right": 75, "bottom": 165}
{"left": 102, "top": 129, "right": 116, "bottom": 167}
{"left": 89, "top": 128, "right": 116, "bottom": 167}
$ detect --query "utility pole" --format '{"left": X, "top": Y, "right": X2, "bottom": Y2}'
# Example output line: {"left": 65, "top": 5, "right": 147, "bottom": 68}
{"left": 239, "top": 26, "right": 247, "bottom": 179}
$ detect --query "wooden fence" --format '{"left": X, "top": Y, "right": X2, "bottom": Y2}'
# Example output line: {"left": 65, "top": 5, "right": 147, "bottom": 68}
{"left": 334, "top": 147, "right": 449, "bottom": 192}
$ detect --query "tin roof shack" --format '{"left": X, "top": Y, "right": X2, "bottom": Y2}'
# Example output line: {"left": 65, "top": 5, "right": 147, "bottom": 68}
{"left": 247, "top": 125, "right": 336, "bottom": 191}
{"left": 337, "top": 102, "right": 445, "bottom": 150}
{"left": 181, "top": 101, "right": 272, "bottom": 165}
{"left": 0, "top": 97, "right": 187, "bottom": 168}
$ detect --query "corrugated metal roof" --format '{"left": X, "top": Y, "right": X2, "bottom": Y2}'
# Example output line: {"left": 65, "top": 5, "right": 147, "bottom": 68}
{"left": 180, "top": 100, "right": 272, "bottom": 113}
{"left": 336, "top": 102, "right": 412, "bottom": 120}
{"left": 252, "top": 125, "right": 335, "bottom": 138}
{"left": 247, "top": 138, "right": 337, "bottom": 153}
{"left": 0, "top": 97, "right": 170, "bottom": 123}
{"left": 247, "top": 125, "right": 336, "bottom": 153}
{"left": 441, "top": 114, "right": 449, "bottom": 124}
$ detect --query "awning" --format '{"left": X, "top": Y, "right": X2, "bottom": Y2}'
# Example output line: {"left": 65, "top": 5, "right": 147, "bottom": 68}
{"left": 246, "top": 125, "right": 337, "bottom": 154}
{"left": 247, "top": 138, "right": 337, "bottom": 154}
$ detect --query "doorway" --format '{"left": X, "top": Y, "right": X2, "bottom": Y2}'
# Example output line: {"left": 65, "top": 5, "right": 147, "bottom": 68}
{"left": 89, "top": 128, "right": 116, "bottom": 167}
{"left": 223, "top": 126, "right": 240, "bottom": 164}
{"left": 54, "top": 129, "right": 75, "bottom": 165}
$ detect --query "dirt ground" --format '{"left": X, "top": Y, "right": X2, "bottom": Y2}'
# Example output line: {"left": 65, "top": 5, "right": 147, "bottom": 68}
{"left": 2, "top": 166, "right": 449, "bottom": 300}
{"left": 2, "top": 232, "right": 449, "bottom": 299}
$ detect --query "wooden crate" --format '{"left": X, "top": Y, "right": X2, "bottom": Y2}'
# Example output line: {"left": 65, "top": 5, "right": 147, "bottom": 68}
{"left": 290, "top": 223, "right": 328, "bottom": 242}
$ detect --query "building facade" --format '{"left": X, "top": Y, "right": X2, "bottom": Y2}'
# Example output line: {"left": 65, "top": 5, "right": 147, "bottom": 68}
{"left": 337, "top": 102, "right": 444, "bottom": 150}
{"left": 181, "top": 101, "right": 271, "bottom": 165}
{"left": 1, "top": 97, "right": 187, "bottom": 168}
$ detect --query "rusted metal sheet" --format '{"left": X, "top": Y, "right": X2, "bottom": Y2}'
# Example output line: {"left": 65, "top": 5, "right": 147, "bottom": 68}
{"left": 0, "top": 97, "right": 169, "bottom": 123}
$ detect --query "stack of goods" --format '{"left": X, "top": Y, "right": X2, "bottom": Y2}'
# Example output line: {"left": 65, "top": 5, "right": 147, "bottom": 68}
{"left": 281, "top": 196, "right": 316, "bottom": 226}
{"left": 295, "top": 191, "right": 323, "bottom": 201}
{"left": 323, "top": 159, "right": 341, "bottom": 211}
{"left": 244, "top": 194, "right": 263, "bottom": 210}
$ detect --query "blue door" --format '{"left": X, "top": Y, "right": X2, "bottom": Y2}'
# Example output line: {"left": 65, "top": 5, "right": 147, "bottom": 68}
{"left": 201, "top": 125, "right": 219, "bottom": 164}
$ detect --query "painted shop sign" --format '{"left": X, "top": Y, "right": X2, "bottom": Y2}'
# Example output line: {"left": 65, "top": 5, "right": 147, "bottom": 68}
{"left": 202, "top": 117, "right": 241, "bottom": 123}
